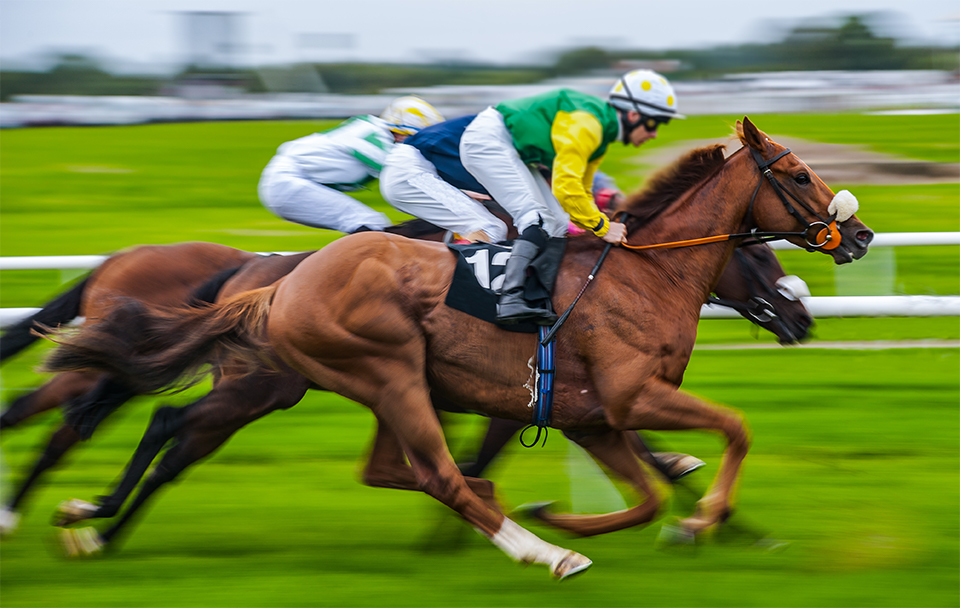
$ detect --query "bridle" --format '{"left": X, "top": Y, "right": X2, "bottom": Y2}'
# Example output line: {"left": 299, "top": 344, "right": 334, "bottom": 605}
{"left": 745, "top": 147, "right": 841, "bottom": 251}
{"left": 620, "top": 145, "right": 842, "bottom": 252}
{"left": 706, "top": 245, "right": 800, "bottom": 343}
{"left": 540, "top": 143, "right": 838, "bottom": 346}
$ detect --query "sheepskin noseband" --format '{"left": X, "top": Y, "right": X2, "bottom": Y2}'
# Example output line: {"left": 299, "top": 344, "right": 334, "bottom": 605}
{"left": 828, "top": 190, "right": 859, "bottom": 223}
{"left": 775, "top": 275, "right": 810, "bottom": 301}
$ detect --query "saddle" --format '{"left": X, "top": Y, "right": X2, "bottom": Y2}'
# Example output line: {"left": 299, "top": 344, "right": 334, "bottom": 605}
{"left": 445, "top": 239, "right": 565, "bottom": 436}
{"left": 444, "top": 239, "right": 565, "bottom": 333}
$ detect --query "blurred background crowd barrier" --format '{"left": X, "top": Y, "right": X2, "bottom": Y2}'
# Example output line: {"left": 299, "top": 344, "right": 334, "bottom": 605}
{"left": 2, "top": 70, "right": 957, "bottom": 128}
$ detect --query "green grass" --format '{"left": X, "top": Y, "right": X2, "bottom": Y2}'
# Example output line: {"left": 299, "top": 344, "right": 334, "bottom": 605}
{"left": 1, "top": 112, "right": 958, "bottom": 606}
{"left": 1, "top": 348, "right": 956, "bottom": 607}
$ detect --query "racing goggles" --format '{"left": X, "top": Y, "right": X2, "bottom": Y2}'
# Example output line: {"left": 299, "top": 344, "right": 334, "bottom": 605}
{"left": 639, "top": 115, "right": 670, "bottom": 132}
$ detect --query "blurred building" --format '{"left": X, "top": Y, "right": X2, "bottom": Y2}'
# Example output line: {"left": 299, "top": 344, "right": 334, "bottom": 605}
{"left": 172, "top": 12, "right": 249, "bottom": 99}
{"left": 181, "top": 12, "right": 243, "bottom": 69}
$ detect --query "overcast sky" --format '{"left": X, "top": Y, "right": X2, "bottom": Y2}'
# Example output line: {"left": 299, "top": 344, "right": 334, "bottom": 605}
{"left": 2, "top": 0, "right": 958, "bottom": 72}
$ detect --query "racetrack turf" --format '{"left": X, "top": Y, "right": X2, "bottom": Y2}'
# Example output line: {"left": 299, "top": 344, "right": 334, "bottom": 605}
{"left": 1, "top": 112, "right": 957, "bottom": 606}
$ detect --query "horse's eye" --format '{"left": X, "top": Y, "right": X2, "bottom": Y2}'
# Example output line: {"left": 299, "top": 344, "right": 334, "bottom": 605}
{"left": 795, "top": 173, "right": 810, "bottom": 185}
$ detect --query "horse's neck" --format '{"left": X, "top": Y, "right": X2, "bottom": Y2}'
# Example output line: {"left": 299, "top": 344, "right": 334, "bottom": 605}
{"left": 628, "top": 152, "right": 756, "bottom": 302}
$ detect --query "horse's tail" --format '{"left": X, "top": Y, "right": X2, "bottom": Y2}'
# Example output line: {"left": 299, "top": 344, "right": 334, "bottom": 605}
{"left": 43, "top": 285, "right": 278, "bottom": 394}
{"left": 0, "top": 275, "right": 90, "bottom": 363}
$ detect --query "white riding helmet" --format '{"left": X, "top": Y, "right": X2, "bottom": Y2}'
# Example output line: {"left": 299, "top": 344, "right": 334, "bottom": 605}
{"left": 380, "top": 96, "right": 445, "bottom": 136}
{"left": 608, "top": 69, "right": 684, "bottom": 119}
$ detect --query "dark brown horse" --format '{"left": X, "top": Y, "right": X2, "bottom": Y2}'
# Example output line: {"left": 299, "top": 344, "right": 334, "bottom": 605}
{"left": 49, "top": 231, "right": 809, "bottom": 555}
{"left": 47, "top": 119, "right": 871, "bottom": 578}
{"left": 0, "top": 242, "right": 256, "bottom": 532}
{"left": 0, "top": 222, "right": 439, "bottom": 533}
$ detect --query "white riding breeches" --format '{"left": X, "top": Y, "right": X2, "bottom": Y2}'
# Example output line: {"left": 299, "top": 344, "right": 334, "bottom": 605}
{"left": 380, "top": 144, "right": 508, "bottom": 242}
{"left": 460, "top": 107, "right": 569, "bottom": 238}
{"left": 258, "top": 155, "right": 390, "bottom": 233}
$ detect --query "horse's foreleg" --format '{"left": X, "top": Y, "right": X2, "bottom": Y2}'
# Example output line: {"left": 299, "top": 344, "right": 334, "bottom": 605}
{"left": 605, "top": 379, "right": 750, "bottom": 535}
{"left": 0, "top": 371, "right": 99, "bottom": 430}
{"left": 526, "top": 430, "right": 661, "bottom": 537}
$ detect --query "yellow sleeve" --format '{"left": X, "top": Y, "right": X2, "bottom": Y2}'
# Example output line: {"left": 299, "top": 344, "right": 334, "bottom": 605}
{"left": 583, "top": 158, "right": 602, "bottom": 202}
{"left": 550, "top": 111, "right": 608, "bottom": 237}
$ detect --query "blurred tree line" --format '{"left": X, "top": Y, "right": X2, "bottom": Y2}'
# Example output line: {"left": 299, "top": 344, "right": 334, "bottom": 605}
{"left": 2, "top": 15, "right": 956, "bottom": 101}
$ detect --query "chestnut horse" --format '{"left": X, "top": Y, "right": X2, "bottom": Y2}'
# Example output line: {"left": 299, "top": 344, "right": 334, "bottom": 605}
{"left": 50, "top": 226, "right": 811, "bottom": 556}
{"left": 46, "top": 119, "right": 872, "bottom": 578}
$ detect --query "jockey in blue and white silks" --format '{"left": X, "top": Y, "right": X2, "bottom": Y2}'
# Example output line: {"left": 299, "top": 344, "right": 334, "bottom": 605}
{"left": 380, "top": 115, "right": 509, "bottom": 243}
{"left": 258, "top": 96, "right": 444, "bottom": 234}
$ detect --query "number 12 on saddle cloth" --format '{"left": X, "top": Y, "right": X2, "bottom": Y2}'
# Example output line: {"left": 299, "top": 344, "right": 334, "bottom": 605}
{"left": 444, "top": 241, "right": 562, "bottom": 435}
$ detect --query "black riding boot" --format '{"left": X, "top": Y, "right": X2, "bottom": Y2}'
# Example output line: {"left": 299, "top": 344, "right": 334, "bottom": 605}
{"left": 497, "top": 239, "right": 555, "bottom": 325}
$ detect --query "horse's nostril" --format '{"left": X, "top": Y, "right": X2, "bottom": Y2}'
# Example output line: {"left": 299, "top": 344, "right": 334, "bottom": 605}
{"left": 856, "top": 229, "right": 874, "bottom": 245}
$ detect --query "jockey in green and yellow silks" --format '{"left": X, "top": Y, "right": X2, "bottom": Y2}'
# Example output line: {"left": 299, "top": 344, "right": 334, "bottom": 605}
{"left": 495, "top": 90, "right": 621, "bottom": 239}
{"left": 460, "top": 69, "right": 683, "bottom": 325}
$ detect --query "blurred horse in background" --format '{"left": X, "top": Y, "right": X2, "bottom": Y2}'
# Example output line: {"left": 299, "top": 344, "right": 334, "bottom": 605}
{"left": 0, "top": 220, "right": 442, "bottom": 533}
{"left": 0, "top": 242, "right": 256, "bottom": 532}
{"left": 45, "top": 118, "right": 873, "bottom": 578}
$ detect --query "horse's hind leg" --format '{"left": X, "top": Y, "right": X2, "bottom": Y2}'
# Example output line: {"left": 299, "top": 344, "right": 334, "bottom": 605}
{"left": 362, "top": 417, "right": 419, "bottom": 490}
{"left": 65, "top": 427, "right": 232, "bottom": 554}
{"left": 54, "top": 404, "right": 188, "bottom": 526}
{"left": 59, "top": 370, "right": 309, "bottom": 553}
{"left": 362, "top": 417, "right": 500, "bottom": 510}
{"left": 605, "top": 378, "right": 750, "bottom": 535}
{"left": 1, "top": 371, "right": 99, "bottom": 431}
{"left": 370, "top": 385, "right": 589, "bottom": 579}
{"left": 1, "top": 424, "right": 82, "bottom": 534}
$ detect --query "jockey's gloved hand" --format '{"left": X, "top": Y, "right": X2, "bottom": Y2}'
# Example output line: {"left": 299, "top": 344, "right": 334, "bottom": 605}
{"left": 602, "top": 222, "right": 627, "bottom": 245}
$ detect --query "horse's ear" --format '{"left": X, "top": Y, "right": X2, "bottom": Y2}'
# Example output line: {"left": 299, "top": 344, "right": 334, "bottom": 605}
{"left": 737, "top": 116, "right": 767, "bottom": 151}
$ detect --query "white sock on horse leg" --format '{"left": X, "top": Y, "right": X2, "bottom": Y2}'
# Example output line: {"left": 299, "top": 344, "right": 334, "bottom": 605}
{"left": 486, "top": 517, "right": 569, "bottom": 566}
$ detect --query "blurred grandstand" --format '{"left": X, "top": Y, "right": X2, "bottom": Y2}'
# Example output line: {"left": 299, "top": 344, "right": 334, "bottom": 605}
{"left": 1, "top": 70, "right": 956, "bottom": 128}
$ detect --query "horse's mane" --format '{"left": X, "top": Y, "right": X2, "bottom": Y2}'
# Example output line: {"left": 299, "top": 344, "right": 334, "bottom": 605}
{"left": 615, "top": 143, "right": 728, "bottom": 226}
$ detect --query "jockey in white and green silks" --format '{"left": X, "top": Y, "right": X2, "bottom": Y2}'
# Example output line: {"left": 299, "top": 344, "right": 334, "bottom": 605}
{"left": 460, "top": 69, "right": 683, "bottom": 325}
{"left": 258, "top": 96, "right": 444, "bottom": 234}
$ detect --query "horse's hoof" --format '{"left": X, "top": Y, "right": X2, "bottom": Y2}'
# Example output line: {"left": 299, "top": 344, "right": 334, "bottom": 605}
{"left": 652, "top": 452, "right": 705, "bottom": 482}
{"left": 0, "top": 508, "right": 20, "bottom": 536}
{"left": 655, "top": 519, "right": 697, "bottom": 552}
{"left": 59, "top": 527, "right": 104, "bottom": 558}
{"left": 552, "top": 551, "right": 592, "bottom": 580}
{"left": 512, "top": 501, "right": 555, "bottom": 521}
{"left": 53, "top": 499, "right": 99, "bottom": 527}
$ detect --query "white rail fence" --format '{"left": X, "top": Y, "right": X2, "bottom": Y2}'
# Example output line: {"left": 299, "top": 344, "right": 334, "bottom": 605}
{"left": 1, "top": 233, "right": 958, "bottom": 328}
